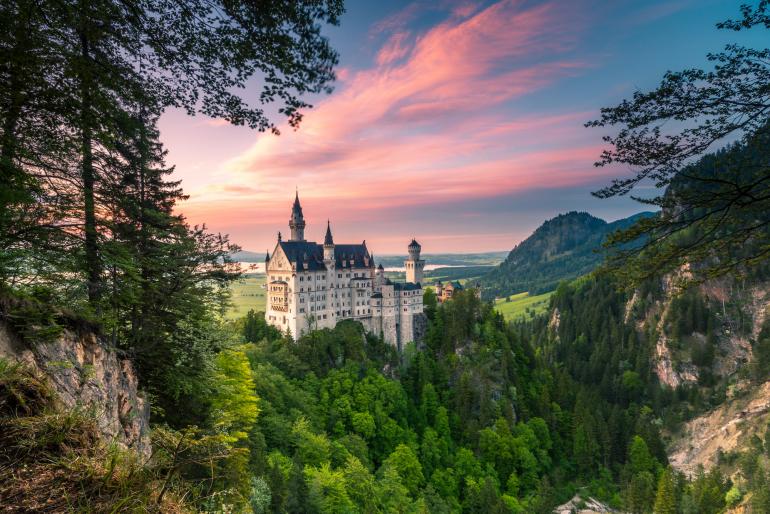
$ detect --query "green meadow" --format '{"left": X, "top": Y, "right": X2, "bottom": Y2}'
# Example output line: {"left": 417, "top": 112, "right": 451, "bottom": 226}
{"left": 226, "top": 274, "right": 267, "bottom": 319}
{"left": 494, "top": 291, "right": 553, "bottom": 321}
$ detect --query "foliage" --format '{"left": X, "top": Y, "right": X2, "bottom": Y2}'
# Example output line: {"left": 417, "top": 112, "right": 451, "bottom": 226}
{"left": 590, "top": 2, "right": 770, "bottom": 285}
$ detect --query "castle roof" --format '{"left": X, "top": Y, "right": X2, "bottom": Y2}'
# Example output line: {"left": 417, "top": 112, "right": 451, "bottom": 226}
{"left": 277, "top": 240, "right": 373, "bottom": 271}
{"left": 292, "top": 191, "right": 303, "bottom": 217}
{"left": 324, "top": 220, "right": 334, "bottom": 245}
{"left": 382, "top": 278, "right": 422, "bottom": 291}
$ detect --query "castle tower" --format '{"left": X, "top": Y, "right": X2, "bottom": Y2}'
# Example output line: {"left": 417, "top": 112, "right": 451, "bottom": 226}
{"left": 289, "top": 191, "right": 306, "bottom": 241}
{"left": 405, "top": 239, "right": 425, "bottom": 284}
{"left": 323, "top": 220, "right": 335, "bottom": 263}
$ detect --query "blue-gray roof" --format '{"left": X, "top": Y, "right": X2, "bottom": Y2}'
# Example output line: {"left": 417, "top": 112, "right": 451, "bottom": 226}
{"left": 277, "top": 240, "right": 373, "bottom": 271}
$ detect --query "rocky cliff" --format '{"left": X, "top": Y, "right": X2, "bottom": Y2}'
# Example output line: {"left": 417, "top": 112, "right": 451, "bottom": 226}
{"left": 627, "top": 273, "right": 770, "bottom": 476}
{"left": 0, "top": 320, "right": 150, "bottom": 457}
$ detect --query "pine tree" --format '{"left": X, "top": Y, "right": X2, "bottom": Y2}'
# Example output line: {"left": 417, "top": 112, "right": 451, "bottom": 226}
{"left": 654, "top": 467, "right": 678, "bottom": 514}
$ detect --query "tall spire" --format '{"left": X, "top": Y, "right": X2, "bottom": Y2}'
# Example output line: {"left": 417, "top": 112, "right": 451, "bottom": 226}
{"left": 289, "top": 191, "right": 306, "bottom": 241}
{"left": 323, "top": 220, "right": 335, "bottom": 263}
{"left": 324, "top": 220, "right": 334, "bottom": 246}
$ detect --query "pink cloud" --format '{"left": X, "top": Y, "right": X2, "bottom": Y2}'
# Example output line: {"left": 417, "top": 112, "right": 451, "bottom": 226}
{"left": 376, "top": 32, "right": 412, "bottom": 66}
{"left": 176, "top": 0, "right": 608, "bottom": 252}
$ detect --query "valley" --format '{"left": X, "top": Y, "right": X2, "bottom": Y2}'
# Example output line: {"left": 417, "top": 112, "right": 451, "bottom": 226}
{"left": 3, "top": 1, "right": 770, "bottom": 513}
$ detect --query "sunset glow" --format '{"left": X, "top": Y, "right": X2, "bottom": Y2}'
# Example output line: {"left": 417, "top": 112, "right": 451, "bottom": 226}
{"left": 159, "top": 0, "right": 752, "bottom": 254}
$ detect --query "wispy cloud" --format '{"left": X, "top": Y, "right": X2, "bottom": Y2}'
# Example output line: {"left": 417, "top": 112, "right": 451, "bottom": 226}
{"left": 180, "top": 0, "right": 615, "bottom": 251}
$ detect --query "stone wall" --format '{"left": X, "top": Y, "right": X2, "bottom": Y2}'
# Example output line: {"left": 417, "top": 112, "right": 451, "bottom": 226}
{"left": 381, "top": 313, "right": 399, "bottom": 350}
{"left": 412, "top": 313, "right": 428, "bottom": 345}
{"left": 0, "top": 322, "right": 150, "bottom": 458}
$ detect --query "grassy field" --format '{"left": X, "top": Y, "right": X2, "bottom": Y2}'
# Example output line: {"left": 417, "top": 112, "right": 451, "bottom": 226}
{"left": 494, "top": 291, "right": 553, "bottom": 322}
{"left": 226, "top": 274, "right": 266, "bottom": 320}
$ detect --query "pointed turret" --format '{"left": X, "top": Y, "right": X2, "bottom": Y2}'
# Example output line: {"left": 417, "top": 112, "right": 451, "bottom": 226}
{"left": 289, "top": 191, "right": 306, "bottom": 241}
{"left": 323, "top": 220, "right": 335, "bottom": 263}
{"left": 324, "top": 220, "right": 334, "bottom": 245}
{"left": 265, "top": 249, "right": 270, "bottom": 263}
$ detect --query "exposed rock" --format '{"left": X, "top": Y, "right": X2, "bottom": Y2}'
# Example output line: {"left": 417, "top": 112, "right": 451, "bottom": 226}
{"left": 0, "top": 321, "right": 150, "bottom": 458}
{"left": 549, "top": 307, "right": 561, "bottom": 333}
{"left": 553, "top": 494, "right": 622, "bottom": 514}
{"left": 623, "top": 290, "right": 639, "bottom": 324}
{"left": 668, "top": 380, "right": 770, "bottom": 476}
{"left": 640, "top": 272, "right": 769, "bottom": 389}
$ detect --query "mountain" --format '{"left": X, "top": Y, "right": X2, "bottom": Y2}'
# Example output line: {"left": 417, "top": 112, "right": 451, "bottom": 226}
{"left": 480, "top": 211, "right": 655, "bottom": 298}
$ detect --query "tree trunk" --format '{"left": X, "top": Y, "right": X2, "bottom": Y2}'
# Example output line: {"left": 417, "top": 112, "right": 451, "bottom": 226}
{"left": 79, "top": 24, "right": 101, "bottom": 304}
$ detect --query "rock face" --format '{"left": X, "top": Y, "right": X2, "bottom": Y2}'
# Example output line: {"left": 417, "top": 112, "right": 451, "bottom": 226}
{"left": 0, "top": 322, "right": 150, "bottom": 458}
{"left": 553, "top": 495, "right": 622, "bottom": 514}
{"left": 628, "top": 273, "right": 769, "bottom": 389}
{"left": 668, "top": 380, "right": 770, "bottom": 476}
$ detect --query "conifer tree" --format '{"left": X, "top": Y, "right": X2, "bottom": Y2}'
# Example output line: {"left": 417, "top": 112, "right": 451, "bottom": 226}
{"left": 654, "top": 467, "right": 678, "bottom": 514}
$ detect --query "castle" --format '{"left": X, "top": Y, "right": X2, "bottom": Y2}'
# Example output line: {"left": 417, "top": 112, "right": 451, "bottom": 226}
{"left": 264, "top": 193, "right": 426, "bottom": 349}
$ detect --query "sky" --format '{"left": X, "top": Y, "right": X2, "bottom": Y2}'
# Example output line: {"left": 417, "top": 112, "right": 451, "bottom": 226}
{"left": 158, "top": 0, "right": 764, "bottom": 255}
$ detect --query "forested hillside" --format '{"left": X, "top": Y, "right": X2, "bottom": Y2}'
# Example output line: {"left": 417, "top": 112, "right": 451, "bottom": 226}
{"left": 480, "top": 212, "right": 653, "bottom": 298}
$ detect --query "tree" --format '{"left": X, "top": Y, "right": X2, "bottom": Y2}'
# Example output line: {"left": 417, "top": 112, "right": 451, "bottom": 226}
{"left": 209, "top": 348, "right": 259, "bottom": 442}
{"left": 292, "top": 417, "right": 331, "bottom": 467}
{"left": 626, "top": 471, "right": 656, "bottom": 514}
{"left": 377, "top": 465, "right": 413, "bottom": 514}
{"left": 654, "top": 467, "right": 678, "bottom": 514}
{"left": 382, "top": 444, "right": 424, "bottom": 497}
{"left": 628, "top": 436, "right": 656, "bottom": 476}
{"left": 589, "top": 2, "right": 770, "bottom": 285}
{"left": 304, "top": 463, "right": 356, "bottom": 514}
{"left": 342, "top": 456, "right": 376, "bottom": 513}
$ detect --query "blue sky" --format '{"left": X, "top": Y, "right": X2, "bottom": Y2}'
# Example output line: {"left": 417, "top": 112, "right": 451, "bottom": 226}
{"left": 160, "top": 0, "right": 765, "bottom": 253}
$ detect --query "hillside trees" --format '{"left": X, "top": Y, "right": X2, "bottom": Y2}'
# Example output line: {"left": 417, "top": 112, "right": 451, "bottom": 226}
{"left": 590, "top": 1, "right": 770, "bottom": 285}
